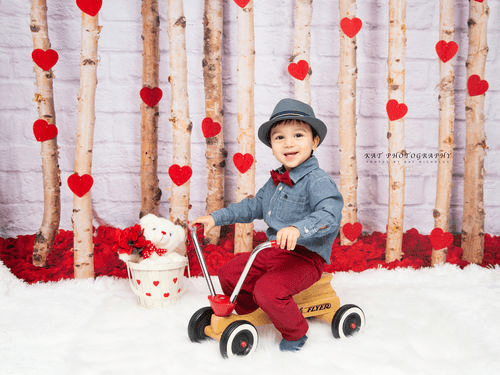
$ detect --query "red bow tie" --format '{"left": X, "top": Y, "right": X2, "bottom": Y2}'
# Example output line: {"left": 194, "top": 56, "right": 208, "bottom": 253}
{"left": 270, "top": 169, "right": 294, "bottom": 187}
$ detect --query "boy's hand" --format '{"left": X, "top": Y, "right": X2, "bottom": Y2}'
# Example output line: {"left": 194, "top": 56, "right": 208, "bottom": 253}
{"left": 190, "top": 215, "right": 216, "bottom": 237}
{"left": 276, "top": 226, "right": 300, "bottom": 250}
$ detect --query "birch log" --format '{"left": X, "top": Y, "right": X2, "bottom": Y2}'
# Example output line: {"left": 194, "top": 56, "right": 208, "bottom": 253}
{"left": 462, "top": 0, "right": 489, "bottom": 264}
{"left": 432, "top": 0, "right": 455, "bottom": 266}
{"left": 167, "top": 0, "right": 192, "bottom": 228}
{"left": 203, "top": 0, "right": 225, "bottom": 244}
{"left": 73, "top": 12, "right": 100, "bottom": 279}
{"left": 235, "top": 1, "right": 255, "bottom": 254}
{"left": 140, "top": 0, "right": 161, "bottom": 218}
{"left": 30, "top": 0, "right": 61, "bottom": 267}
{"left": 338, "top": 0, "right": 358, "bottom": 246}
{"left": 386, "top": 0, "right": 407, "bottom": 262}
{"left": 292, "top": 0, "right": 312, "bottom": 104}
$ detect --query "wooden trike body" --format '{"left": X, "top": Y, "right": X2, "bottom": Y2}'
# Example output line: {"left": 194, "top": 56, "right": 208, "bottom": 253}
{"left": 187, "top": 227, "right": 365, "bottom": 358}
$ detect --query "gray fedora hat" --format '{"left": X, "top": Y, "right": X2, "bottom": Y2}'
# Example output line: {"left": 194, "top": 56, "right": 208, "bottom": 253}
{"left": 258, "top": 98, "right": 327, "bottom": 148}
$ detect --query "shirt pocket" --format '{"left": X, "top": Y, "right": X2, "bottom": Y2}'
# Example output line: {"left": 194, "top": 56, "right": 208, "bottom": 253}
{"left": 275, "top": 192, "right": 308, "bottom": 222}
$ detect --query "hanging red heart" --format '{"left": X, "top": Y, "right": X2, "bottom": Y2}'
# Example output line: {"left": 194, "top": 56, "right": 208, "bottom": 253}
{"left": 153, "top": 281, "right": 159, "bottom": 287}
{"left": 340, "top": 17, "right": 362, "bottom": 38}
{"left": 234, "top": 0, "right": 250, "bottom": 8}
{"left": 67, "top": 173, "right": 94, "bottom": 197}
{"left": 173, "top": 278, "right": 178, "bottom": 284}
{"left": 233, "top": 153, "right": 254, "bottom": 174}
{"left": 430, "top": 227, "right": 453, "bottom": 250}
{"left": 32, "top": 49, "right": 59, "bottom": 71}
{"left": 342, "top": 222, "right": 362, "bottom": 242}
{"left": 169, "top": 164, "right": 192, "bottom": 186}
{"left": 288, "top": 60, "right": 309, "bottom": 80}
{"left": 467, "top": 74, "right": 489, "bottom": 96}
{"left": 140, "top": 87, "right": 163, "bottom": 107}
{"left": 201, "top": 117, "right": 221, "bottom": 138}
{"left": 435, "top": 40, "right": 458, "bottom": 63}
{"left": 76, "top": 0, "right": 102, "bottom": 17}
{"left": 386, "top": 99, "right": 408, "bottom": 121}
{"left": 164, "top": 293, "right": 170, "bottom": 298}
{"left": 474, "top": 0, "right": 484, "bottom": 2}
{"left": 33, "top": 119, "right": 58, "bottom": 142}
{"left": 136, "top": 280, "right": 141, "bottom": 285}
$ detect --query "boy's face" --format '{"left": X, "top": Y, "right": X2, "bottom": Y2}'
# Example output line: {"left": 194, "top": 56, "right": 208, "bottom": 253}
{"left": 269, "top": 120, "right": 320, "bottom": 170}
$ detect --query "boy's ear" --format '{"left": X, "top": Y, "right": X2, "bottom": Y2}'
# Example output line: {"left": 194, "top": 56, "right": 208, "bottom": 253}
{"left": 313, "top": 135, "right": 320, "bottom": 150}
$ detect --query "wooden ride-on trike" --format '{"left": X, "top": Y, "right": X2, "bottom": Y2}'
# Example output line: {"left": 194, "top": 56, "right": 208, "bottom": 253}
{"left": 187, "top": 227, "right": 365, "bottom": 358}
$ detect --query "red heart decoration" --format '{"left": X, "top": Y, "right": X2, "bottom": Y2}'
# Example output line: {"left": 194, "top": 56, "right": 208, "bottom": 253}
{"left": 386, "top": 99, "right": 408, "bottom": 121}
{"left": 153, "top": 281, "right": 159, "bottom": 287}
{"left": 146, "top": 292, "right": 151, "bottom": 296}
{"left": 33, "top": 119, "right": 58, "bottom": 142}
{"left": 67, "top": 173, "right": 94, "bottom": 197}
{"left": 202, "top": 117, "right": 221, "bottom": 138}
{"left": 168, "top": 164, "right": 192, "bottom": 186}
{"left": 435, "top": 40, "right": 458, "bottom": 63}
{"left": 164, "top": 293, "right": 170, "bottom": 298}
{"left": 234, "top": 0, "right": 250, "bottom": 8}
{"left": 288, "top": 60, "right": 309, "bottom": 80}
{"left": 233, "top": 153, "right": 254, "bottom": 174}
{"left": 32, "top": 49, "right": 59, "bottom": 71}
{"left": 340, "top": 17, "right": 362, "bottom": 38}
{"left": 140, "top": 87, "right": 163, "bottom": 107}
{"left": 136, "top": 280, "right": 141, "bottom": 285}
{"left": 173, "top": 278, "right": 178, "bottom": 284}
{"left": 342, "top": 222, "right": 362, "bottom": 242}
{"left": 474, "top": 0, "right": 484, "bottom": 2}
{"left": 76, "top": 0, "right": 102, "bottom": 17}
{"left": 467, "top": 74, "right": 489, "bottom": 96}
{"left": 177, "top": 288, "right": 181, "bottom": 293}
{"left": 430, "top": 227, "right": 453, "bottom": 250}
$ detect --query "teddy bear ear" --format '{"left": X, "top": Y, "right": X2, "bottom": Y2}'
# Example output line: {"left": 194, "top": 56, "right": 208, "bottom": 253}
{"left": 139, "top": 213, "right": 157, "bottom": 227}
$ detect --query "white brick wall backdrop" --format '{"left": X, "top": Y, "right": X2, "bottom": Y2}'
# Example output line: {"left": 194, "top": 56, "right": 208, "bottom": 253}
{"left": 0, "top": 0, "right": 499, "bottom": 237}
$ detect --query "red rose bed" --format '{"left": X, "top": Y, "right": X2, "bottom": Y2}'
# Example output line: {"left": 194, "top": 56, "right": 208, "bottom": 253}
{"left": 1, "top": 225, "right": 499, "bottom": 284}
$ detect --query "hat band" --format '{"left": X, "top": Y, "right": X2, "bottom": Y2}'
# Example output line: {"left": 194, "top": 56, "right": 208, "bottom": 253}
{"left": 270, "top": 110, "right": 312, "bottom": 121}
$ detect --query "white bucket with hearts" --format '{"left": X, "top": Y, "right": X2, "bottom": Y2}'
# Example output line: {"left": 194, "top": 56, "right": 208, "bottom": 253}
{"left": 125, "top": 257, "right": 188, "bottom": 308}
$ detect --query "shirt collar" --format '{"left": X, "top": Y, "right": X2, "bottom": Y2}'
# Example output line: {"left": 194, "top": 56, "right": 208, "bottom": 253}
{"left": 276, "top": 156, "right": 319, "bottom": 184}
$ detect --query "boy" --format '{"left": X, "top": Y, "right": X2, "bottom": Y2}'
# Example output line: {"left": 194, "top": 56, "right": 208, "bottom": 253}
{"left": 191, "top": 98, "right": 343, "bottom": 352}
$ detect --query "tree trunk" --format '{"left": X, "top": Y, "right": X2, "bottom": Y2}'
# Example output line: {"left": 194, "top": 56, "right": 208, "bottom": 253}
{"left": 292, "top": 0, "right": 312, "bottom": 104}
{"left": 462, "top": 0, "right": 489, "bottom": 264}
{"left": 235, "top": 1, "right": 255, "bottom": 254}
{"left": 385, "top": 0, "right": 407, "bottom": 262}
{"left": 338, "top": 0, "right": 358, "bottom": 246}
{"left": 167, "top": 0, "right": 192, "bottom": 228}
{"left": 30, "top": 0, "right": 61, "bottom": 267}
{"left": 202, "top": 0, "right": 225, "bottom": 244}
{"left": 72, "top": 11, "right": 100, "bottom": 279}
{"left": 139, "top": 0, "right": 161, "bottom": 219}
{"left": 432, "top": 0, "right": 455, "bottom": 266}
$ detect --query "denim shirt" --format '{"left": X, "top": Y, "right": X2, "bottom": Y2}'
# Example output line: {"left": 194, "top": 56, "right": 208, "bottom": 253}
{"left": 210, "top": 156, "right": 343, "bottom": 263}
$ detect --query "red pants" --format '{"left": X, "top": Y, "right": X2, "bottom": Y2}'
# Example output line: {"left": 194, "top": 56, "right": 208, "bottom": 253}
{"left": 218, "top": 246, "right": 325, "bottom": 341}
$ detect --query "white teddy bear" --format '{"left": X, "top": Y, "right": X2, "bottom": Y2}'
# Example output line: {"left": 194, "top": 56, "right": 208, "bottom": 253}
{"left": 138, "top": 214, "right": 187, "bottom": 265}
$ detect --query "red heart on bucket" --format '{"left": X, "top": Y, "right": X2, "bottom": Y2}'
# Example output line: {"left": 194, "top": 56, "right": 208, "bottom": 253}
{"left": 342, "top": 222, "right": 362, "bottom": 242}
{"left": 33, "top": 119, "right": 58, "bottom": 142}
{"left": 168, "top": 165, "right": 192, "bottom": 186}
{"left": 32, "top": 49, "right": 59, "bottom": 71}
{"left": 467, "top": 74, "right": 489, "bottom": 96}
{"left": 202, "top": 117, "right": 221, "bottom": 138}
{"left": 386, "top": 99, "right": 408, "bottom": 121}
{"left": 435, "top": 40, "right": 458, "bottom": 63}
{"left": 233, "top": 153, "right": 254, "bottom": 174}
{"left": 67, "top": 173, "right": 94, "bottom": 197}
{"left": 340, "top": 17, "right": 362, "bottom": 38}
{"left": 430, "top": 228, "right": 453, "bottom": 250}
{"left": 288, "top": 60, "right": 309, "bottom": 80}
{"left": 140, "top": 87, "right": 163, "bottom": 107}
{"left": 76, "top": 0, "right": 102, "bottom": 16}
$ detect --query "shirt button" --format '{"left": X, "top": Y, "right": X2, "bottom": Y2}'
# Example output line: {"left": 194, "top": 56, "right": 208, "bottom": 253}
{"left": 268, "top": 211, "right": 272, "bottom": 216}
{"left": 278, "top": 186, "right": 283, "bottom": 191}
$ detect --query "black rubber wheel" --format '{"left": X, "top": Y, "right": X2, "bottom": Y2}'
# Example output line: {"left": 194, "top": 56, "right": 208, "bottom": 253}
{"left": 187, "top": 306, "right": 213, "bottom": 343}
{"left": 219, "top": 321, "right": 258, "bottom": 358}
{"left": 331, "top": 304, "right": 365, "bottom": 339}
